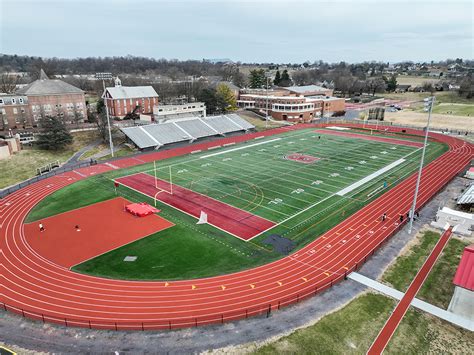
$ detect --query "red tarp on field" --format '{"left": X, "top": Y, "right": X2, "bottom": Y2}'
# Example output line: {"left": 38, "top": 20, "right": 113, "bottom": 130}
{"left": 125, "top": 202, "right": 159, "bottom": 217}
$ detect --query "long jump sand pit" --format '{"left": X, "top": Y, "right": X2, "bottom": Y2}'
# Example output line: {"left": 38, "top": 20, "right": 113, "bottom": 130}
{"left": 24, "top": 197, "right": 174, "bottom": 268}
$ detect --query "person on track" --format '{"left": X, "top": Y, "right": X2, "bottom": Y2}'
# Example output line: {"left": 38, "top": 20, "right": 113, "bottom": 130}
{"left": 381, "top": 213, "right": 387, "bottom": 222}
{"left": 39, "top": 223, "right": 45, "bottom": 232}
{"left": 75, "top": 225, "right": 81, "bottom": 232}
{"left": 399, "top": 214, "right": 404, "bottom": 223}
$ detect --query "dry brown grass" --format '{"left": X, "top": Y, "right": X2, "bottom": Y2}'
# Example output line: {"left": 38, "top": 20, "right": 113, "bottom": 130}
{"left": 384, "top": 111, "right": 473, "bottom": 131}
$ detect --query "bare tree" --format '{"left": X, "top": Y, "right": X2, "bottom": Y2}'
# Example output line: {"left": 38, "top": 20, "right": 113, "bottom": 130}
{"left": 1, "top": 73, "right": 19, "bottom": 93}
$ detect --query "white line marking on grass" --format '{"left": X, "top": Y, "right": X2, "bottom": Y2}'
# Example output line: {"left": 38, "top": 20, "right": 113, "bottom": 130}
{"left": 336, "top": 158, "right": 406, "bottom": 196}
{"left": 199, "top": 138, "right": 281, "bottom": 159}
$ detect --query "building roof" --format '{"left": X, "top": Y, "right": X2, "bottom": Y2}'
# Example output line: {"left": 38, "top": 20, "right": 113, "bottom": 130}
{"left": 453, "top": 244, "right": 474, "bottom": 291}
{"left": 105, "top": 86, "right": 158, "bottom": 100}
{"left": 17, "top": 70, "right": 84, "bottom": 96}
{"left": 457, "top": 183, "right": 474, "bottom": 205}
{"left": 284, "top": 85, "right": 330, "bottom": 94}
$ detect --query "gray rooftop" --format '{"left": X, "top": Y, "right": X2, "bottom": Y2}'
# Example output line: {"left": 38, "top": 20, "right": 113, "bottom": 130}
{"left": 105, "top": 86, "right": 158, "bottom": 100}
{"left": 285, "top": 85, "right": 330, "bottom": 94}
{"left": 17, "top": 70, "right": 84, "bottom": 96}
{"left": 457, "top": 183, "right": 474, "bottom": 205}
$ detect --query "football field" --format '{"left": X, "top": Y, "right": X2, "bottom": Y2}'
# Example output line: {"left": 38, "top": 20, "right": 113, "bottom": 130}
{"left": 26, "top": 127, "right": 448, "bottom": 280}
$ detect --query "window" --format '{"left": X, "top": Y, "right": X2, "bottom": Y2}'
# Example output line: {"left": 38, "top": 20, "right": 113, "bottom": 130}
{"left": 19, "top": 98, "right": 24, "bottom": 104}
{"left": 21, "top": 108, "right": 25, "bottom": 113}
{"left": 32, "top": 106, "right": 36, "bottom": 112}
{"left": 13, "top": 108, "right": 18, "bottom": 114}
{"left": 12, "top": 98, "right": 16, "bottom": 104}
{"left": 0, "top": 99, "right": 4, "bottom": 105}
{"left": 33, "top": 114, "right": 38, "bottom": 121}
{"left": 1, "top": 108, "right": 6, "bottom": 114}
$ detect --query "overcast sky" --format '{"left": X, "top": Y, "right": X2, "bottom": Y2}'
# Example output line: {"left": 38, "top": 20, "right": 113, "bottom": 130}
{"left": 0, "top": 0, "right": 472, "bottom": 63}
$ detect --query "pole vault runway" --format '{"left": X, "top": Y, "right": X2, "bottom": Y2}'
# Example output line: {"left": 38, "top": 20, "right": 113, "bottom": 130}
{"left": 1, "top": 124, "right": 473, "bottom": 330}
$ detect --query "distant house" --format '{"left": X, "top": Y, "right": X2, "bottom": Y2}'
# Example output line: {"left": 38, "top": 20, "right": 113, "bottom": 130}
{"left": 395, "top": 84, "right": 411, "bottom": 93}
{"left": 103, "top": 77, "right": 159, "bottom": 119}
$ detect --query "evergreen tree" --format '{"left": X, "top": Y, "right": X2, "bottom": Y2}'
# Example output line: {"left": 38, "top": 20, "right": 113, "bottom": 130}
{"left": 249, "top": 69, "right": 266, "bottom": 88}
{"left": 216, "top": 83, "right": 237, "bottom": 112}
{"left": 279, "top": 70, "right": 292, "bottom": 87}
{"left": 384, "top": 74, "right": 398, "bottom": 92}
{"left": 273, "top": 70, "right": 281, "bottom": 85}
{"left": 36, "top": 116, "right": 73, "bottom": 150}
{"left": 197, "top": 88, "right": 218, "bottom": 114}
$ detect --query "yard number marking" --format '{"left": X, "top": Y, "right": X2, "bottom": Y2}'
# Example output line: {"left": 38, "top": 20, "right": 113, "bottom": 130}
{"left": 268, "top": 198, "right": 283, "bottom": 205}
{"left": 291, "top": 188, "right": 305, "bottom": 194}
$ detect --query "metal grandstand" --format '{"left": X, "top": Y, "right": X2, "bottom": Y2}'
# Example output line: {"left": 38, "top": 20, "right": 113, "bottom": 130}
{"left": 121, "top": 114, "right": 255, "bottom": 149}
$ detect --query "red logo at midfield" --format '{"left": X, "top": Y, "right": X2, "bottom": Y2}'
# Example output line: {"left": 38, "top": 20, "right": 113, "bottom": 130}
{"left": 284, "top": 153, "right": 320, "bottom": 164}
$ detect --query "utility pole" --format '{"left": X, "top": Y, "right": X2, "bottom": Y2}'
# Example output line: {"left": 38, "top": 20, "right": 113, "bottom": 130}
{"left": 95, "top": 72, "right": 114, "bottom": 157}
{"left": 408, "top": 96, "right": 435, "bottom": 234}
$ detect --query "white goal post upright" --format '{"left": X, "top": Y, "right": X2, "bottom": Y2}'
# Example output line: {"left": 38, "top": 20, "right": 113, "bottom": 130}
{"left": 152, "top": 160, "right": 174, "bottom": 206}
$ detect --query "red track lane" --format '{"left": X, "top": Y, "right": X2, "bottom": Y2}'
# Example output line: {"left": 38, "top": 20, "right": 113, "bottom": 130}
{"left": 115, "top": 173, "right": 275, "bottom": 241}
{"left": 367, "top": 227, "right": 453, "bottom": 354}
{"left": 1, "top": 124, "right": 472, "bottom": 330}
{"left": 313, "top": 129, "right": 424, "bottom": 147}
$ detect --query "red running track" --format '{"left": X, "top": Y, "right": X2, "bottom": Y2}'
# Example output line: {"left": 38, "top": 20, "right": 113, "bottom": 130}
{"left": 1, "top": 124, "right": 472, "bottom": 330}
{"left": 368, "top": 227, "right": 453, "bottom": 354}
{"left": 115, "top": 173, "right": 275, "bottom": 241}
{"left": 314, "top": 129, "right": 424, "bottom": 147}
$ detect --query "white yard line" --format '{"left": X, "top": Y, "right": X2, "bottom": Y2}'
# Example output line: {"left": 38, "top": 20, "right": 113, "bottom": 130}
{"left": 199, "top": 138, "right": 281, "bottom": 159}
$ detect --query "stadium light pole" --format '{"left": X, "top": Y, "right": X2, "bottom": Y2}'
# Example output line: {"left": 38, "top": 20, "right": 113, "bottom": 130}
{"left": 265, "top": 76, "right": 271, "bottom": 128}
{"left": 408, "top": 96, "right": 435, "bottom": 234}
{"left": 95, "top": 72, "right": 114, "bottom": 157}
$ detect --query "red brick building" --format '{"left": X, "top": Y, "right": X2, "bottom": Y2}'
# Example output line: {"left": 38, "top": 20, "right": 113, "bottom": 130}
{"left": 16, "top": 69, "right": 86, "bottom": 126}
{"left": 103, "top": 78, "right": 159, "bottom": 119}
{"left": 0, "top": 94, "right": 31, "bottom": 130}
{"left": 237, "top": 85, "right": 345, "bottom": 123}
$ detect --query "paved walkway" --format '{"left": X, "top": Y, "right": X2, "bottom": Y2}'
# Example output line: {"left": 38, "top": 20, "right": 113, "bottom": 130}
{"left": 348, "top": 272, "right": 473, "bottom": 331}
{"left": 367, "top": 227, "right": 453, "bottom": 354}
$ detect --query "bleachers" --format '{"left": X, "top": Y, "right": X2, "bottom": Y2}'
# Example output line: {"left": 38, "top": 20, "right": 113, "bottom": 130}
{"left": 175, "top": 119, "right": 217, "bottom": 139}
{"left": 145, "top": 122, "right": 189, "bottom": 145}
{"left": 121, "top": 126, "right": 160, "bottom": 149}
{"left": 204, "top": 116, "right": 242, "bottom": 134}
{"left": 225, "top": 113, "right": 255, "bottom": 130}
{"left": 121, "top": 114, "right": 255, "bottom": 149}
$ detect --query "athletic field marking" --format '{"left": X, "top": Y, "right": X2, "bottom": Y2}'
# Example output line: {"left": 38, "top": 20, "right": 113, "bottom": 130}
{"left": 199, "top": 138, "right": 281, "bottom": 159}
{"left": 336, "top": 158, "right": 406, "bottom": 197}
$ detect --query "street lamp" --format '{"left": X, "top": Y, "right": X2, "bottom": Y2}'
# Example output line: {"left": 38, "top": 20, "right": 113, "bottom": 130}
{"left": 95, "top": 72, "right": 114, "bottom": 157}
{"left": 408, "top": 96, "right": 435, "bottom": 234}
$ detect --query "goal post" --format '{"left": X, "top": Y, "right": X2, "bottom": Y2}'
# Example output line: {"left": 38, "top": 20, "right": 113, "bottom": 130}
{"left": 152, "top": 160, "right": 174, "bottom": 206}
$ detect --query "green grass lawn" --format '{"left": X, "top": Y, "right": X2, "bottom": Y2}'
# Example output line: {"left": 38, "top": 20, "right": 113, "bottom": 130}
{"left": 255, "top": 293, "right": 395, "bottom": 354}
{"left": 382, "top": 230, "right": 441, "bottom": 292}
{"left": 382, "top": 229, "right": 470, "bottom": 309}
{"left": 429, "top": 103, "right": 474, "bottom": 117}
{"left": 252, "top": 292, "right": 474, "bottom": 354}
{"left": 0, "top": 131, "right": 99, "bottom": 189}
{"left": 26, "top": 128, "right": 447, "bottom": 280}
